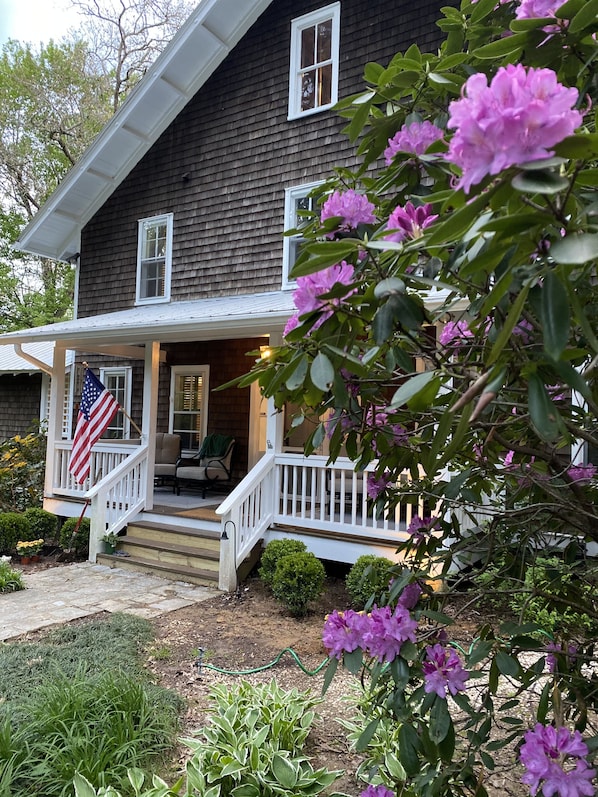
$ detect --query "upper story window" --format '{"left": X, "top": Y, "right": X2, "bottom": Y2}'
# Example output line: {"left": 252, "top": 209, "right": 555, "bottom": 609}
{"left": 282, "top": 181, "right": 323, "bottom": 288}
{"left": 136, "top": 213, "right": 173, "bottom": 304}
{"left": 288, "top": 3, "right": 340, "bottom": 120}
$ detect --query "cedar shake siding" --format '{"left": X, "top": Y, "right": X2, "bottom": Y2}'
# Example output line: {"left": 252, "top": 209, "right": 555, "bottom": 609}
{"left": 0, "top": 374, "right": 42, "bottom": 441}
{"left": 77, "top": 0, "right": 446, "bottom": 317}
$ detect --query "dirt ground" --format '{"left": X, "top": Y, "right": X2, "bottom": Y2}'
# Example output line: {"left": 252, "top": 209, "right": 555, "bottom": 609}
{"left": 143, "top": 567, "right": 525, "bottom": 796}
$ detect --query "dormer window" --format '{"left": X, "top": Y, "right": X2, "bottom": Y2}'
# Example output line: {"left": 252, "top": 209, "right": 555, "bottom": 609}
{"left": 288, "top": 3, "right": 340, "bottom": 120}
{"left": 136, "top": 213, "right": 173, "bottom": 304}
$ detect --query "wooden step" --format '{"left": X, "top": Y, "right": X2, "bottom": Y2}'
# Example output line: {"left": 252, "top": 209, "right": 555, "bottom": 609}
{"left": 125, "top": 520, "right": 220, "bottom": 552}
{"left": 117, "top": 536, "right": 219, "bottom": 571}
{"left": 97, "top": 552, "right": 218, "bottom": 587}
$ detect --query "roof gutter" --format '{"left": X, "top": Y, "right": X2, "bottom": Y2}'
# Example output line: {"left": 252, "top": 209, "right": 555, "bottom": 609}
{"left": 13, "top": 343, "right": 54, "bottom": 377}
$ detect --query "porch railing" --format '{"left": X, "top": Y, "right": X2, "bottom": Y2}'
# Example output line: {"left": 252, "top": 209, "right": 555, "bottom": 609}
{"left": 84, "top": 444, "right": 149, "bottom": 562}
{"left": 52, "top": 440, "right": 141, "bottom": 497}
{"left": 217, "top": 452, "right": 426, "bottom": 591}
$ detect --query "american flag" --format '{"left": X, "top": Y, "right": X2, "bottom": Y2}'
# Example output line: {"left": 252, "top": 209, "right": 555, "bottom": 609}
{"left": 68, "top": 369, "right": 120, "bottom": 484}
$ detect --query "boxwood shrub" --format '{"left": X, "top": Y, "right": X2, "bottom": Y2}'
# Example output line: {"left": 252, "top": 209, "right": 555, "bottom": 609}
{"left": 59, "top": 517, "right": 90, "bottom": 558}
{"left": 0, "top": 512, "right": 30, "bottom": 554}
{"left": 271, "top": 551, "right": 325, "bottom": 617}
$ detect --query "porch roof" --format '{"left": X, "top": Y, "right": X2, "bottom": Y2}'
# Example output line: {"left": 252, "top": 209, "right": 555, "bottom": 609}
{"left": 0, "top": 291, "right": 295, "bottom": 349}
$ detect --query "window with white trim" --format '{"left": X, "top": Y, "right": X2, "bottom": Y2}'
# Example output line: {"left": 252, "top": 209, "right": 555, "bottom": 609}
{"left": 170, "top": 366, "right": 209, "bottom": 453}
{"left": 100, "top": 367, "right": 132, "bottom": 439}
{"left": 136, "top": 213, "right": 173, "bottom": 304}
{"left": 288, "top": 3, "right": 340, "bottom": 120}
{"left": 282, "top": 181, "right": 323, "bottom": 287}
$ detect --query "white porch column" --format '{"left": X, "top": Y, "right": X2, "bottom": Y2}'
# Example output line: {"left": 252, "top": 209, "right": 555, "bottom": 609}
{"left": 266, "top": 332, "right": 284, "bottom": 454}
{"left": 44, "top": 344, "right": 66, "bottom": 499}
{"left": 142, "top": 341, "right": 160, "bottom": 510}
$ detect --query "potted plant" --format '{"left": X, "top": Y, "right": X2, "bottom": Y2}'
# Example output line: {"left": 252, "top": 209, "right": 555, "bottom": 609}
{"left": 101, "top": 532, "right": 119, "bottom": 554}
{"left": 16, "top": 539, "right": 44, "bottom": 563}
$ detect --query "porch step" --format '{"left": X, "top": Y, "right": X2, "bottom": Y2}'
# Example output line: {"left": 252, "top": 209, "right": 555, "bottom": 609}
{"left": 97, "top": 518, "right": 221, "bottom": 588}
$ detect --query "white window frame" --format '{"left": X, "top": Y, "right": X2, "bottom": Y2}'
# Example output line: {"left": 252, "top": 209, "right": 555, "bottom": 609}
{"left": 135, "top": 213, "right": 173, "bottom": 305}
{"left": 169, "top": 365, "right": 210, "bottom": 455}
{"left": 100, "top": 367, "right": 132, "bottom": 439}
{"left": 288, "top": 3, "right": 340, "bottom": 120}
{"left": 282, "top": 180, "right": 324, "bottom": 288}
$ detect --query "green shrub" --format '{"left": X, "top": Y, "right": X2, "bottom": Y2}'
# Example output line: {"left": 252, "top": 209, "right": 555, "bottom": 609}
{"left": 259, "top": 538, "right": 306, "bottom": 588}
{"left": 271, "top": 551, "right": 325, "bottom": 617}
{"left": 59, "top": 517, "right": 90, "bottom": 557}
{"left": 23, "top": 508, "right": 58, "bottom": 543}
{"left": 0, "top": 431, "right": 46, "bottom": 513}
{"left": 0, "top": 560, "right": 25, "bottom": 593}
{"left": 346, "top": 554, "right": 394, "bottom": 609}
{"left": 0, "top": 513, "right": 30, "bottom": 554}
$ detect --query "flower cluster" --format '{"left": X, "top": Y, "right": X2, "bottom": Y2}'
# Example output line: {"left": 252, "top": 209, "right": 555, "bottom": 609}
{"left": 365, "top": 406, "right": 408, "bottom": 454}
{"left": 519, "top": 724, "right": 596, "bottom": 797}
{"left": 407, "top": 515, "right": 441, "bottom": 545}
{"left": 439, "top": 319, "right": 474, "bottom": 348}
{"left": 367, "top": 470, "right": 394, "bottom": 500}
{"left": 384, "top": 202, "right": 438, "bottom": 243}
{"left": 320, "top": 189, "right": 377, "bottom": 233}
{"left": 384, "top": 120, "right": 444, "bottom": 164}
{"left": 360, "top": 786, "right": 395, "bottom": 797}
{"left": 16, "top": 539, "right": 44, "bottom": 555}
{"left": 567, "top": 464, "right": 597, "bottom": 484}
{"left": 516, "top": 0, "right": 566, "bottom": 32}
{"left": 422, "top": 644, "right": 469, "bottom": 698}
{"left": 284, "top": 261, "right": 356, "bottom": 335}
{"left": 447, "top": 64, "right": 582, "bottom": 192}
{"left": 323, "top": 603, "right": 418, "bottom": 663}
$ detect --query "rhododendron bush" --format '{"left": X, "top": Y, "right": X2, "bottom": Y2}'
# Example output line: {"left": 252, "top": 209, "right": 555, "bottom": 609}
{"left": 238, "top": 0, "right": 598, "bottom": 794}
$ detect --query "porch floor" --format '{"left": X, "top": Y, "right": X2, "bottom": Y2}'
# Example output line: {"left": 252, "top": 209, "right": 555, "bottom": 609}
{"left": 150, "top": 484, "right": 230, "bottom": 513}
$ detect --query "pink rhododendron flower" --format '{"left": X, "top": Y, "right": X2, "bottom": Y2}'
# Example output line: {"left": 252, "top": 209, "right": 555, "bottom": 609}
{"left": 422, "top": 644, "right": 469, "bottom": 698}
{"left": 320, "top": 189, "right": 377, "bottom": 232}
{"left": 362, "top": 604, "right": 419, "bottom": 662}
{"left": 284, "top": 261, "right": 356, "bottom": 335}
{"left": 439, "top": 320, "right": 474, "bottom": 348}
{"left": 397, "top": 581, "right": 423, "bottom": 610}
{"left": 360, "top": 786, "right": 395, "bottom": 797}
{"left": 367, "top": 470, "right": 394, "bottom": 500}
{"left": 322, "top": 609, "right": 370, "bottom": 659}
{"left": 384, "top": 120, "right": 444, "bottom": 164}
{"left": 545, "top": 642, "right": 577, "bottom": 674}
{"left": 365, "top": 406, "right": 408, "bottom": 454}
{"left": 513, "top": 318, "right": 534, "bottom": 344}
{"left": 567, "top": 464, "right": 597, "bottom": 483}
{"left": 516, "top": 0, "right": 566, "bottom": 32}
{"left": 407, "top": 515, "right": 441, "bottom": 545}
{"left": 519, "top": 724, "right": 595, "bottom": 797}
{"left": 447, "top": 64, "right": 583, "bottom": 193}
{"left": 384, "top": 202, "right": 438, "bottom": 243}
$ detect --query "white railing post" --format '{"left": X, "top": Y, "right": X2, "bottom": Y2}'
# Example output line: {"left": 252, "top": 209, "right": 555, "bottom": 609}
{"left": 89, "top": 489, "right": 107, "bottom": 563}
{"left": 218, "top": 510, "right": 238, "bottom": 591}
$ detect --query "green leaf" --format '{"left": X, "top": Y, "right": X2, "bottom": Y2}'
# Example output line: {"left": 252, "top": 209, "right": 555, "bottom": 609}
{"left": 437, "top": 718, "right": 456, "bottom": 762}
{"left": 374, "top": 277, "right": 406, "bottom": 298}
{"left": 310, "top": 353, "right": 335, "bottom": 391}
{"left": 473, "top": 32, "right": 527, "bottom": 58}
{"left": 291, "top": 242, "right": 357, "bottom": 278}
{"left": 73, "top": 774, "right": 98, "bottom": 797}
{"left": 569, "top": 0, "right": 598, "bottom": 33}
{"left": 343, "top": 648, "right": 363, "bottom": 675}
{"left": 398, "top": 723, "right": 421, "bottom": 776}
{"left": 272, "top": 755, "right": 299, "bottom": 789}
{"left": 495, "top": 650, "right": 520, "bottom": 677}
{"left": 286, "top": 355, "right": 309, "bottom": 391}
{"left": 385, "top": 751, "right": 407, "bottom": 781}
{"left": 390, "top": 370, "right": 439, "bottom": 408}
{"left": 373, "top": 299, "right": 398, "bottom": 344}
{"left": 541, "top": 271, "right": 570, "bottom": 360}
{"left": 231, "top": 785, "right": 260, "bottom": 797}
{"left": 555, "top": 133, "right": 598, "bottom": 160}
{"left": 429, "top": 697, "right": 452, "bottom": 743}
{"left": 356, "top": 718, "right": 380, "bottom": 752}
{"left": 550, "top": 234, "right": 598, "bottom": 265}
{"left": 487, "top": 284, "right": 530, "bottom": 366}
{"left": 511, "top": 170, "right": 569, "bottom": 195}
{"left": 528, "top": 374, "right": 562, "bottom": 441}
{"left": 322, "top": 657, "right": 338, "bottom": 695}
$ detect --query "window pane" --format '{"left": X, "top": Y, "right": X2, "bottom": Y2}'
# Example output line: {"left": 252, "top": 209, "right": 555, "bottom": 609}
{"left": 301, "top": 71, "right": 316, "bottom": 111}
{"left": 300, "top": 25, "right": 315, "bottom": 68}
{"left": 316, "top": 20, "right": 332, "bottom": 61}
{"left": 318, "top": 63, "right": 332, "bottom": 107}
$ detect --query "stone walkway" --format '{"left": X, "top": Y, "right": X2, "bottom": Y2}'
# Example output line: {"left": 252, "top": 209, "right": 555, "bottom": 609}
{"left": 0, "top": 562, "right": 218, "bottom": 641}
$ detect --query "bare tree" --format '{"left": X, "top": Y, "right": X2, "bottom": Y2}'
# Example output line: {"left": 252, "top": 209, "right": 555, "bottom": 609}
{"left": 70, "top": 0, "right": 194, "bottom": 111}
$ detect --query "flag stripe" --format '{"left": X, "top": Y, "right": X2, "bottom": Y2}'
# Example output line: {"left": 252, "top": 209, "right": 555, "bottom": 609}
{"left": 68, "top": 370, "right": 121, "bottom": 484}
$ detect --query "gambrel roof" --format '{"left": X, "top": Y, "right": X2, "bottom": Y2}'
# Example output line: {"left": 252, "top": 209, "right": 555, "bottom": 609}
{"left": 16, "top": 0, "right": 274, "bottom": 264}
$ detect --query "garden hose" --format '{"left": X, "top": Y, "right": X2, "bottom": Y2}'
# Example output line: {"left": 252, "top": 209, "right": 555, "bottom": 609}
{"left": 195, "top": 647, "right": 330, "bottom": 677}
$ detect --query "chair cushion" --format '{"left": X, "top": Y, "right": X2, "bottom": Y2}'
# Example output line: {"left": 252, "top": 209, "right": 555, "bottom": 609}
{"left": 176, "top": 464, "right": 227, "bottom": 482}
{"left": 155, "top": 433, "right": 181, "bottom": 464}
{"left": 154, "top": 462, "right": 177, "bottom": 477}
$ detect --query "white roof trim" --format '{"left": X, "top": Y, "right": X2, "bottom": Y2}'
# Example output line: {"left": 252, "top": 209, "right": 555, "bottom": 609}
{"left": 0, "top": 291, "right": 295, "bottom": 347}
{"left": 0, "top": 341, "right": 74, "bottom": 374}
{"left": 16, "top": 0, "right": 274, "bottom": 263}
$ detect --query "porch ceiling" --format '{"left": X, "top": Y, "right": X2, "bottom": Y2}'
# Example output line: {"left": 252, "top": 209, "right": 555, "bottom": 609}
{"left": 15, "top": 0, "right": 275, "bottom": 263}
{"left": 0, "top": 291, "right": 295, "bottom": 349}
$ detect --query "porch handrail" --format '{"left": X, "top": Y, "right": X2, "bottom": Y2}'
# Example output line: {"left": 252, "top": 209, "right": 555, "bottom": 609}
{"left": 216, "top": 451, "right": 277, "bottom": 591}
{"left": 85, "top": 443, "right": 149, "bottom": 562}
{"left": 51, "top": 439, "right": 141, "bottom": 497}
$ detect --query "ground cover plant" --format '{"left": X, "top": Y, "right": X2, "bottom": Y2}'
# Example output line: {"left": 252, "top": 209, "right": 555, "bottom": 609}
{"left": 0, "top": 613, "right": 183, "bottom": 796}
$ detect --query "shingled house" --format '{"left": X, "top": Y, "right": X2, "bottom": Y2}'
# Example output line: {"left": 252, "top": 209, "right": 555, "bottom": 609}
{"left": 0, "top": 0, "right": 446, "bottom": 589}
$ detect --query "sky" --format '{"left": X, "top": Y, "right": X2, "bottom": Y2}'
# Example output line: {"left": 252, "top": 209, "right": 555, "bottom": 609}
{"left": 0, "top": 0, "right": 82, "bottom": 46}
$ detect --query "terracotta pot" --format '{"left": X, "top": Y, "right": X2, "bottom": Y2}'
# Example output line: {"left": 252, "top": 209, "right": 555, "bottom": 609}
{"left": 31, "top": 555, "right": 41, "bottom": 563}
{"left": 20, "top": 556, "right": 31, "bottom": 565}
